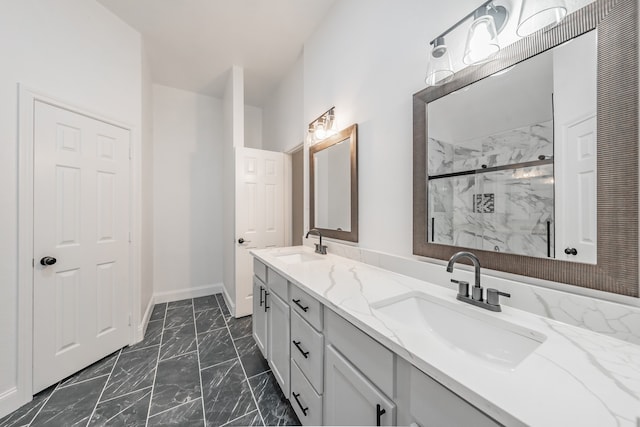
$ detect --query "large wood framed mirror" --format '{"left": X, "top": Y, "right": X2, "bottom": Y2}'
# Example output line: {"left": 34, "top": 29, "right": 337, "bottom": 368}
{"left": 310, "top": 124, "right": 358, "bottom": 242}
{"left": 413, "top": 0, "right": 638, "bottom": 297}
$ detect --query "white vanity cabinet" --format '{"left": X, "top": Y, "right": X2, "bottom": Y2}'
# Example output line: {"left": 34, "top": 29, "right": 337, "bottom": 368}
{"left": 253, "top": 255, "right": 501, "bottom": 427}
{"left": 252, "top": 260, "right": 290, "bottom": 395}
{"left": 324, "top": 308, "right": 396, "bottom": 426}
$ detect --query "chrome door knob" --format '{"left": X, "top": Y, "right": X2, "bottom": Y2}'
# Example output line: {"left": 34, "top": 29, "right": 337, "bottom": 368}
{"left": 40, "top": 256, "right": 57, "bottom": 266}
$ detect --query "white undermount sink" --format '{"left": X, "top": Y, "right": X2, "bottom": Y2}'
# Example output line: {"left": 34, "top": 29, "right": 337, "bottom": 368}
{"left": 371, "top": 291, "right": 546, "bottom": 369}
{"left": 274, "top": 251, "right": 324, "bottom": 264}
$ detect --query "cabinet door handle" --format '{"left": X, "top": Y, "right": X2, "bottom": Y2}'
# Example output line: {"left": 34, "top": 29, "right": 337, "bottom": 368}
{"left": 292, "top": 298, "right": 309, "bottom": 312}
{"left": 259, "top": 286, "right": 264, "bottom": 307}
{"left": 292, "top": 392, "right": 308, "bottom": 416}
{"left": 292, "top": 340, "right": 310, "bottom": 359}
{"left": 376, "top": 404, "right": 386, "bottom": 426}
{"left": 264, "top": 291, "right": 269, "bottom": 312}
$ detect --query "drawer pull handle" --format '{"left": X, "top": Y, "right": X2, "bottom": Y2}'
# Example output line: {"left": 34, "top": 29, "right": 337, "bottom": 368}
{"left": 264, "top": 291, "right": 269, "bottom": 312}
{"left": 259, "top": 286, "right": 264, "bottom": 307}
{"left": 292, "top": 298, "right": 309, "bottom": 312}
{"left": 293, "top": 340, "right": 310, "bottom": 358}
{"left": 376, "top": 404, "right": 386, "bottom": 426}
{"left": 292, "top": 392, "right": 308, "bottom": 416}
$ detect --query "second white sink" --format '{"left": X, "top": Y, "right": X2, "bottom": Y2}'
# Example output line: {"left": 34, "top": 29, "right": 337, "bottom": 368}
{"left": 275, "top": 251, "right": 324, "bottom": 264}
{"left": 372, "top": 291, "right": 546, "bottom": 369}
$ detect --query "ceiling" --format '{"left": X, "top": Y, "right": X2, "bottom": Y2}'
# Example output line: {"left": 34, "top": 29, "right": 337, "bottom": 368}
{"left": 97, "top": 0, "right": 338, "bottom": 106}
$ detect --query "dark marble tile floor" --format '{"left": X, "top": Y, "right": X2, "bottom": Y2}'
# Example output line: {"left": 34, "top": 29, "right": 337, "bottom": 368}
{"left": 0, "top": 293, "right": 300, "bottom": 427}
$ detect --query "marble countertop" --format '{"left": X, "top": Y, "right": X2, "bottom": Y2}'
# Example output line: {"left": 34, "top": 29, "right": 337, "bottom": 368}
{"left": 251, "top": 246, "right": 640, "bottom": 427}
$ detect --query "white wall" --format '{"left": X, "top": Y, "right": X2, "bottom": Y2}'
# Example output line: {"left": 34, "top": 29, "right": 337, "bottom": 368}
{"left": 222, "top": 66, "right": 245, "bottom": 313}
{"left": 262, "top": 56, "right": 305, "bottom": 153}
{"left": 152, "top": 84, "right": 224, "bottom": 299}
{"left": 244, "top": 105, "right": 263, "bottom": 149}
{"left": 0, "top": 0, "right": 142, "bottom": 416}
{"left": 303, "top": 0, "right": 486, "bottom": 256}
{"left": 140, "top": 42, "right": 154, "bottom": 320}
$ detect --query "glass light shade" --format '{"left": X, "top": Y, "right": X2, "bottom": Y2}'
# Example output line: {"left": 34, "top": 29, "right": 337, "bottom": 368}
{"left": 463, "top": 14, "right": 500, "bottom": 65}
{"left": 425, "top": 45, "right": 454, "bottom": 86}
{"left": 314, "top": 122, "right": 326, "bottom": 140}
{"left": 517, "top": 0, "right": 567, "bottom": 37}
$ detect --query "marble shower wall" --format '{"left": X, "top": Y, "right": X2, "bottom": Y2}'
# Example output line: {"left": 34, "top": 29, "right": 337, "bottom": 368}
{"left": 428, "top": 121, "right": 553, "bottom": 175}
{"left": 428, "top": 121, "right": 554, "bottom": 258}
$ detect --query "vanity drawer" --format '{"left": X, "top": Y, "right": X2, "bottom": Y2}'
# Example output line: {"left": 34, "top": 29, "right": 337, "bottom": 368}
{"left": 325, "top": 307, "right": 394, "bottom": 398}
{"left": 291, "top": 310, "right": 324, "bottom": 394}
{"left": 289, "top": 285, "right": 323, "bottom": 331}
{"left": 291, "top": 359, "right": 323, "bottom": 426}
{"left": 267, "top": 269, "right": 288, "bottom": 300}
{"left": 254, "top": 258, "right": 267, "bottom": 283}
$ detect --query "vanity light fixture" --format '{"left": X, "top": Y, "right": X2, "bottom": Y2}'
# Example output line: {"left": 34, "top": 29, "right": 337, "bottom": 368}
{"left": 517, "top": 0, "right": 567, "bottom": 37}
{"left": 425, "top": 1, "right": 508, "bottom": 86}
{"left": 307, "top": 107, "right": 337, "bottom": 144}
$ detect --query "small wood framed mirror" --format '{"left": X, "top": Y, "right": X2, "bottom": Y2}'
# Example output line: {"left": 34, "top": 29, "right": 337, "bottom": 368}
{"left": 309, "top": 124, "right": 358, "bottom": 242}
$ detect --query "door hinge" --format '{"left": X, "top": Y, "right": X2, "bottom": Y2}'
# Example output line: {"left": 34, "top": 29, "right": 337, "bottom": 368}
{"left": 128, "top": 314, "right": 132, "bottom": 326}
{"left": 32, "top": 258, "right": 34, "bottom": 268}
{"left": 129, "top": 231, "right": 132, "bottom": 243}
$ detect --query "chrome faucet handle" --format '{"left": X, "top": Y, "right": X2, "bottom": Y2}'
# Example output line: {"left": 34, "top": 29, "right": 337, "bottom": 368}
{"left": 315, "top": 243, "right": 328, "bottom": 255}
{"left": 486, "top": 288, "right": 510, "bottom": 307}
{"left": 450, "top": 279, "right": 469, "bottom": 298}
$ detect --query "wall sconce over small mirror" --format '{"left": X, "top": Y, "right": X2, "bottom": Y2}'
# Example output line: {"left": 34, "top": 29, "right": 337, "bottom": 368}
{"left": 307, "top": 107, "right": 337, "bottom": 145}
{"left": 309, "top": 124, "right": 358, "bottom": 242}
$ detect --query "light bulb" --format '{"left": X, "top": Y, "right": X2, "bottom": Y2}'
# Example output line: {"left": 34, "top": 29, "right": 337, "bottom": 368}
{"left": 463, "top": 13, "right": 500, "bottom": 65}
{"left": 314, "top": 123, "right": 326, "bottom": 140}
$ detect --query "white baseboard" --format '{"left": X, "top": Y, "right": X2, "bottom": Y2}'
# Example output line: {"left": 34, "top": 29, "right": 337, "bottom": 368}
{"left": 136, "top": 295, "right": 155, "bottom": 343}
{"left": 221, "top": 285, "right": 235, "bottom": 316}
{"left": 153, "top": 283, "right": 224, "bottom": 304}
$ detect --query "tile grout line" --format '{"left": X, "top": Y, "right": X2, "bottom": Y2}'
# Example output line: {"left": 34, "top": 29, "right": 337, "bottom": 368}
{"left": 191, "top": 299, "right": 207, "bottom": 427}
{"left": 219, "top": 409, "right": 259, "bottom": 427}
{"left": 57, "top": 372, "right": 112, "bottom": 390}
{"left": 98, "top": 388, "right": 153, "bottom": 425}
{"left": 245, "top": 369, "right": 272, "bottom": 382}
{"left": 218, "top": 295, "right": 267, "bottom": 427}
{"left": 26, "top": 380, "right": 62, "bottom": 427}
{"left": 144, "top": 303, "right": 168, "bottom": 427}
{"left": 147, "top": 397, "right": 204, "bottom": 420}
{"left": 84, "top": 348, "right": 123, "bottom": 427}
{"left": 98, "top": 385, "right": 153, "bottom": 405}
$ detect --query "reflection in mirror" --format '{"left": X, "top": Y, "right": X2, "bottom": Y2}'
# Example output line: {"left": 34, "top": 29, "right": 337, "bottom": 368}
{"left": 427, "top": 30, "right": 596, "bottom": 263}
{"left": 309, "top": 124, "right": 358, "bottom": 242}
{"left": 315, "top": 138, "right": 351, "bottom": 231}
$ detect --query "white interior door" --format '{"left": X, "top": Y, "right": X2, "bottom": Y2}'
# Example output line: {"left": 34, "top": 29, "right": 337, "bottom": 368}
{"left": 235, "top": 147, "right": 284, "bottom": 317}
{"left": 33, "top": 101, "right": 131, "bottom": 393}
{"left": 557, "top": 114, "right": 597, "bottom": 264}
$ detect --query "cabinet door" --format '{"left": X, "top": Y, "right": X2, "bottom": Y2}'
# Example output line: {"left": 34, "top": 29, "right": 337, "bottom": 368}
{"left": 252, "top": 277, "right": 268, "bottom": 358}
{"left": 324, "top": 345, "right": 395, "bottom": 426}
{"left": 408, "top": 366, "right": 500, "bottom": 427}
{"left": 268, "top": 291, "right": 290, "bottom": 397}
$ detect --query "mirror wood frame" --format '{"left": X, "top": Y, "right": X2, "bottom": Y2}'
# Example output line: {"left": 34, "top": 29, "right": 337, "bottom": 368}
{"left": 413, "top": 0, "right": 639, "bottom": 297}
{"left": 310, "top": 123, "right": 359, "bottom": 242}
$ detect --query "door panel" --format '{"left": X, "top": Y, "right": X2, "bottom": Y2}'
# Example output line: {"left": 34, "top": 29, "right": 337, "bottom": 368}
{"left": 235, "top": 147, "right": 284, "bottom": 317}
{"left": 558, "top": 115, "right": 597, "bottom": 263}
{"left": 33, "top": 101, "right": 131, "bottom": 392}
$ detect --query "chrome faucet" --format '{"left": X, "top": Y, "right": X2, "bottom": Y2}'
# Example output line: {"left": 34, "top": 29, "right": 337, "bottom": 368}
{"left": 306, "top": 229, "right": 327, "bottom": 255}
{"left": 446, "top": 251, "right": 510, "bottom": 312}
